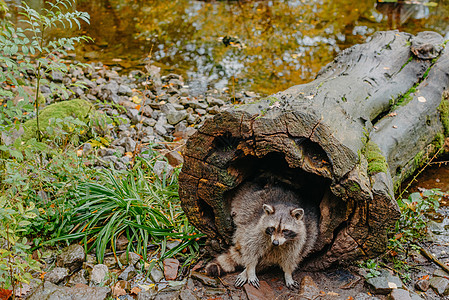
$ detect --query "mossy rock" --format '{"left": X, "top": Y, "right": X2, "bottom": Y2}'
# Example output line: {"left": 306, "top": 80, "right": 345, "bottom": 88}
{"left": 22, "top": 99, "right": 108, "bottom": 141}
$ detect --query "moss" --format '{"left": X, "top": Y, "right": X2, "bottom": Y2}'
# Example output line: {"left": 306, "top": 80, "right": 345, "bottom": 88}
{"left": 432, "top": 132, "right": 445, "bottom": 149}
{"left": 438, "top": 92, "right": 449, "bottom": 136}
{"left": 362, "top": 141, "right": 389, "bottom": 175}
{"left": 265, "top": 96, "right": 279, "bottom": 106}
{"left": 349, "top": 183, "right": 361, "bottom": 192}
{"left": 413, "top": 150, "right": 425, "bottom": 169}
{"left": 22, "top": 99, "right": 93, "bottom": 140}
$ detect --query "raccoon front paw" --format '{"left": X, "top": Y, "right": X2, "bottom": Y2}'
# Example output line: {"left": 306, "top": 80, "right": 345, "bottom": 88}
{"left": 286, "top": 279, "right": 300, "bottom": 290}
{"left": 247, "top": 275, "right": 260, "bottom": 288}
{"left": 234, "top": 271, "right": 248, "bottom": 287}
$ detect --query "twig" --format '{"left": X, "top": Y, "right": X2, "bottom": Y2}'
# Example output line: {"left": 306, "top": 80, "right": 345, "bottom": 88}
{"left": 420, "top": 246, "right": 449, "bottom": 275}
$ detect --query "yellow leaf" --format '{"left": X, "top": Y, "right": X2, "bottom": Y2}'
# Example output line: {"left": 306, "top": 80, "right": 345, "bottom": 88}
{"left": 132, "top": 95, "right": 142, "bottom": 104}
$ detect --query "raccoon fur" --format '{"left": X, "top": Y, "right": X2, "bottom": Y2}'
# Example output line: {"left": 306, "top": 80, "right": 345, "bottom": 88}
{"left": 206, "top": 180, "right": 319, "bottom": 289}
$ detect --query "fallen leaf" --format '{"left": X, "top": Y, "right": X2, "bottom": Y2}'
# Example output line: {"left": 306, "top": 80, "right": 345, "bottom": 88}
{"left": 387, "top": 112, "right": 397, "bottom": 117}
{"left": 124, "top": 152, "right": 133, "bottom": 158}
{"left": 419, "top": 275, "right": 430, "bottom": 280}
{"left": 132, "top": 95, "right": 142, "bottom": 104}
{"left": 130, "top": 286, "right": 141, "bottom": 295}
{"left": 0, "top": 289, "right": 12, "bottom": 300}
{"left": 418, "top": 96, "right": 426, "bottom": 102}
{"left": 138, "top": 283, "right": 155, "bottom": 291}
{"left": 327, "top": 291, "right": 339, "bottom": 296}
{"left": 112, "top": 285, "right": 126, "bottom": 297}
{"left": 392, "top": 125, "right": 398, "bottom": 129}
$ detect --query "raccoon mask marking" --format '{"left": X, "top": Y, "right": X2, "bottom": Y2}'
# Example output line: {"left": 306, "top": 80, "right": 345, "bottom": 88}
{"left": 263, "top": 204, "right": 303, "bottom": 246}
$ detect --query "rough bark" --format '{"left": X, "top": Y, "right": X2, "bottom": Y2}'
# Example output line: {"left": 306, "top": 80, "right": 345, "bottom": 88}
{"left": 178, "top": 31, "right": 449, "bottom": 269}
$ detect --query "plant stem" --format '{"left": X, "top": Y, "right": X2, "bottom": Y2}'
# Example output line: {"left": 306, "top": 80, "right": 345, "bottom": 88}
{"left": 6, "top": 223, "right": 16, "bottom": 300}
{"left": 35, "top": 67, "right": 42, "bottom": 142}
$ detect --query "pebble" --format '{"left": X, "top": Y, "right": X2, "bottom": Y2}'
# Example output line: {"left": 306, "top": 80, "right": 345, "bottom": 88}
{"left": 366, "top": 270, "right": 403, "bottom": 294}
{"left": 299, "top": 275, "right": 320, "bottom": 299}
{"left": 90, "top": 264, "right": 109, "bottom": 285}
{"left": 190, "top": 271, "right": 218, "bottom": 287}
{"left": 119, "top": 251, "right": 141, "bottom": 266}
{"left": 56, "top": 244, "right": 85, "bottom": 272}
{"left": 163, "top": 258, "right": 180, "bottom": 281}
{"left": 244, "top": 281, "right": 276, "bottom": 300}
{"left": 118, "top": 265, "right": 137, "bottom": 281}
{"left": 44, "top": 267, "right": 69, "bottom": 284}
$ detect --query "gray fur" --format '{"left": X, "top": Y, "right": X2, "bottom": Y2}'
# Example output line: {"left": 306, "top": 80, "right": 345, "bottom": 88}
{"left": 206, "top": 181, "right": 319, "bottom": 289}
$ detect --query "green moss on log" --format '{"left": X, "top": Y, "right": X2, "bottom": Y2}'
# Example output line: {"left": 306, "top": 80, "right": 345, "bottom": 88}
{"left": 363, "top": 141, "right": 389, "bottom": 175}
{"left": 438, "top": 92, "right": 449, "bottom": 136}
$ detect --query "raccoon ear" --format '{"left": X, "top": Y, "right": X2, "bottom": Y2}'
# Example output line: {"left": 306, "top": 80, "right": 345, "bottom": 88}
{"left": 291, "top": 208, "right": 304, "bottom": 220}
{"left": 263, "top": 204, "right": 275, "bottom": 215}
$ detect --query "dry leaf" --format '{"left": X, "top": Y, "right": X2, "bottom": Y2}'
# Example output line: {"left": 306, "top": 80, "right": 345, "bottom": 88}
{"left": 112, "top": 285, "right": 126, "bottom": 297}
{"left": 418, "top": 96, "right": 426, "bottom": 103}
{"left": 388, "top": 282, "right": 398, "bottom": 289}
{"left": 132, "top": 95, "right": 142, "bottom": 104}
{"left": 419, "top": 275, "right": 430, "bottom": 280}
{"left": 0, "top": 289, "right": 12, "bottom": 300}
{"left": 130, "top": 286, "right": 141, "bottom": 295}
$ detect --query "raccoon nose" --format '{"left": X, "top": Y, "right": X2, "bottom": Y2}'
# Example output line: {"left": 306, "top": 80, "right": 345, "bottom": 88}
{"left": 272, "top": 240, "right": 279, "bottom": 246}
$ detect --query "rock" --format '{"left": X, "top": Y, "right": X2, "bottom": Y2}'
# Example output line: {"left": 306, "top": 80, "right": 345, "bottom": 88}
{"left": 83, "top": 143, "right": 93, "bottom": 156}
{"left": 1, "top": 125, "right": 24, "bottom": 145}
{"left": 118, "top": 264, "right": 137, "bottom": 281}
{"left": 195, "top": 108, "right": 207, "bottom": 116}
{"left": 90, "top": 264, "right": 109, "bottom": 285}
{"left": 206, "top": 97, "right": 225, "bottom": 107}
{"left": 166, "top": 110, "right": 188, "bottom": 125}
{"left": 150, "top": 265, "right": 164, "bottom": 282}
{"left": 103, "top": 256, "right": 118, "bottom": 268}
{"left": 206, "top": 105, "right": 221, "bottom": 114}
{"left": 116, "top": 235, "right": 129, "bottom": 251}
{"left": 103, "top": 81, "right": 119, "bottom": 95}
{"left": 244, "top": 281, "right": 275, "bottom": 300}
{"left": 44, "top": 267, "right": 69, "bottom": 284}
{"left": 127, "top": 108, "right": 142, "bottom": 124}
{"left": 163, "top": 258, "right": 180, "bottom": 281}
{"left": 118, "top": 84, "right": 133, "bottom": 96}
{"left": 355, "top": 293, "right": 381, "bottom": 300}
{"left": 387, "top": 289, "right": 413, "bottom": 300}
{"left": 56, "top": 244, "right": 85, "bottom": 272}
{"left": 119, "top": 251, "right": 141, "bottom": 266}
{"left": 28, "top": 281, "right": 110, "bottom": 300}
{"left": 366, "top": 270, "right": 403, "bottom": 294}
{"left": 299, "top": 275, "right": 320, "bottom": 299}
{"left": 50, "top": 71, "right": 64, "bottom": 82}
{"left": 179, "top": 289, "right": 199, "bottom": 300}
{"left": 415, "top": 279, "right": 430, "bottom": 292}
{"left": 433, "top": 269, "right": 449, "bottom": 277}
{"left": 113, "top": 137, "right": 136, "bottom": 153}
{"left": 165, "top": 150, "right": 184, "bottom": 167}
{"left": 190, "top": 271, "right": 218, "bottom": 287}
{"left": 68, "top": 269, "right": 88, "bottom": 286}
{"left": 137, "top": 289, "right": 157, "bottom": 300}
{"left": 204, "top": 288, "right": 227, "bottom": 296}
{"left": 429, "top": 276, "right": 449, "bottom": 296}
{"left": 154, "top": 291, "right": 180, "bottom": 300}
{"left": 153, "top": 161, "right": 174, "bottom": 181}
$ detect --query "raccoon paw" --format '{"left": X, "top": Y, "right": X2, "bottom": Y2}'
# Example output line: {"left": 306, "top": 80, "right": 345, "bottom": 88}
{"left": 248, "top": 275, "right": 260, "bottom": 289}
{"left": 286, "top": 279, "right": 300, "bottom": 290}
{"left": 205, "top": 262, "right": 223, "bottom": 277}
{"left": 234, "top": 271, "right": 248, "bottom": 288}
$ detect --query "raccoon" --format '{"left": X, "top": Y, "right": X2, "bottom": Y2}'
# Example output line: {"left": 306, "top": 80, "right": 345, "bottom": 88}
{"left": 206, "top": 180, "right": 319, "bottom": 289}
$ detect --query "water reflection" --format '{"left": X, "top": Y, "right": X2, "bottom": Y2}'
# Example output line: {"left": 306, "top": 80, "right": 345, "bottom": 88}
{"left": 7, "top": 0, "right": 449, "bottom": 95}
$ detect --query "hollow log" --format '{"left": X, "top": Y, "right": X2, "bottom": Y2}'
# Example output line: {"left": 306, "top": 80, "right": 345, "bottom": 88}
{"left": 178, "top": 31, "right": 449, "bottom": 270}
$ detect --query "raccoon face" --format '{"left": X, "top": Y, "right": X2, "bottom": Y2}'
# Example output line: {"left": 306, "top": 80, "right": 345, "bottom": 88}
{"left": 263, "top": 204, "right": 304, "bottom": 246}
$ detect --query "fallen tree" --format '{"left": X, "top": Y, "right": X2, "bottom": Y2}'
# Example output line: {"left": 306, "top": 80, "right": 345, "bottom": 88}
{"left": 178, "top": 31, "right": 449, "bottom": 269}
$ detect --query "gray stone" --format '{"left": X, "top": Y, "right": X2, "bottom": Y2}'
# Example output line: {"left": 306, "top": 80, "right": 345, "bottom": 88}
{"left": 150, "top": 265, "right": 164, "bottom": 283}
{"left": 415, "top": 279, "right": 430, "bottom": 292}
{"left": 154, "top": 291, "right": 179, "bottom": 300}
{"left": 90, "top": 264, "right": 109, "bottom": 285}
{"left": 118, "top": 84, "right": 133, "bottom": 96}
{"left": 206, "top": 97, "right": 225, "bottom": 106}
{"left": 195, "top": 108, "right": 207, "bottom": 116}
{"left": 355, "top": 293, "right": 381, "bottom": 300}
{"left": 127, "top": 108, "right": 142, "bottom": 124}
{"left": 98, "top": 148, "right": 116, "bottom": 157}
{"left": 103, "top": 81, "right": 119, "bottom": 95}
{"left": 44, "top": 267, "right": 69, "bottom": 284}
{"left": 143, "top": 117, "right": 157, "bottom": 127}
{"left": 179, "top": 289, "right": 199, "bottom": 300}
{"left": 56, "top": 244, "right": 85, "bottom": 272}
{"left": 1, "top": 125, "right": 24, "bottom": 145}
{"left": 190, "top": 271, "right": 218, "bottom": 288}
{"left": 119, "top": 251, "right": 141, "bottom": 266}
{"left": 113, "top": 137, "right": 136, "bottom": 153}
{"left": 50, "top": 71, "right": 64, "bottom": 82}
{"left": 83, "top": 143, "right": 93, "bottom": 156}
{"left": 153, "top": 161, "right": 174, "bottom": 181}
{"left": 28, "top": 281, "right": 110, "bottom": 300}
{"left": 433, "top": 269, "right": 449, "bottom": 277}
{"left": 68, "top": 269, "right": 88, "bottom": 286}
{"left": 387, "top": 289, "right": 413, "bottom": 300}
{"left": 166, "top": 110, "right": 187, "bottom": 125}
{"left": 366, "top": 270, "right": 403, "bottom": 294}
{"left": 299, "top": 275, "right": 320, "bottom": 299}
{"left": 118, "top": 265, "right": 137, "bottom": 281}
{"left": 429, "top": 276, "right": 449, "bottom": 296}
{"left": 206, "top": 106, "right": 221, "bottom": 114}
{"left": 103, "top": 256, "right": 118, "bottom": 268}
{"left": 137, "top": 289, "right": 157, "bottom": 300}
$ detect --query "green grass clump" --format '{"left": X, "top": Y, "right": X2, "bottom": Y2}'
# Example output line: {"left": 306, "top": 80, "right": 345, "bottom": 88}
{"left": 363, "top": 141, "right": 388, "bottom": 175}
{"left": 47, "top": 151, "right": 203, "bottom": 265}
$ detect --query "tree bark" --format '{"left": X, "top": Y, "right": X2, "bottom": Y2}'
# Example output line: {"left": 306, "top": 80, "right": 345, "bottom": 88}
{"left": 178, "top": 31, "right": 449, "bottom": 269}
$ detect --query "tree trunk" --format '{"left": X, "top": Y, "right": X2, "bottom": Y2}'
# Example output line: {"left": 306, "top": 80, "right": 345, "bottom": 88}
{"left": 178, "top": 31, "right": 449, "bottom": 270}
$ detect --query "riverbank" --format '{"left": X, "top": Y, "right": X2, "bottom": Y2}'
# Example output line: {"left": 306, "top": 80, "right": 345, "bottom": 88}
{"left": 1, "top": 61, "right": 449, "bottom": 300}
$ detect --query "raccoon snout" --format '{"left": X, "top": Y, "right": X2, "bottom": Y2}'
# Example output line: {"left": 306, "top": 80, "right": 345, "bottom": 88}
{"left": 272, "top": 240, "right": 279, "bottom": 246}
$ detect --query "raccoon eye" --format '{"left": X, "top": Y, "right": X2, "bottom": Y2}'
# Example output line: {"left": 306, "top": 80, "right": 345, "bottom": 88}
{"left": 282, "top": 229, "right": 297, "bottom": 239}
{"left": 265, "top": 227, "right": 275, "bottom": 235}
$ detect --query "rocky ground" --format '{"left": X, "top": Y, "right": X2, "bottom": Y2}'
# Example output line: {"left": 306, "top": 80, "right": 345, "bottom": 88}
{"left": 4, "top": 62, "right": 449, "bottom": 300}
